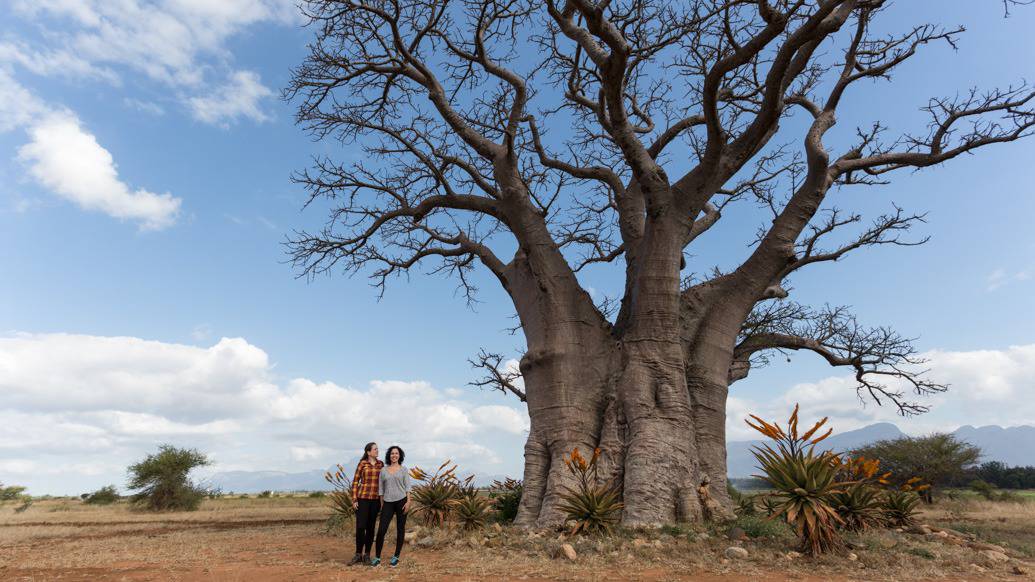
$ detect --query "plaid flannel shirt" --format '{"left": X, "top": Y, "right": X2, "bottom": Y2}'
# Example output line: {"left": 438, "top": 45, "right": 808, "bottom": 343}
{"left": 351, "top": 458, "right": 384, "bottom": 501}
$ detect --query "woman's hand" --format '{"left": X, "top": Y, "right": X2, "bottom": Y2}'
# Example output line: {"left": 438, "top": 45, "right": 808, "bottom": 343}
{"left": 352, "top": 501, "right": 359, "bottom": 510}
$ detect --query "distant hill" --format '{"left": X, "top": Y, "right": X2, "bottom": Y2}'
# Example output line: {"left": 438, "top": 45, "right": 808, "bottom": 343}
{"left": 204, "top": 469, "right": 333, "bottom": 493}
{"left": 953, "top": 425, "right": 1035, "bottom": 467}
{"left": 204, "top": 465, "right": 519, "bottom": 494}
{"left": 727, "top": 422, "right": 1035, "bottom": 477}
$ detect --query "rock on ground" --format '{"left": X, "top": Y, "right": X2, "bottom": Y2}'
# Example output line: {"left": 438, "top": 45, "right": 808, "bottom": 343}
{"left": 555, "top": 543, "right": 577, "bottom": 561}
{"left": 724, "top": 547, "right": 749, "bottom": 559}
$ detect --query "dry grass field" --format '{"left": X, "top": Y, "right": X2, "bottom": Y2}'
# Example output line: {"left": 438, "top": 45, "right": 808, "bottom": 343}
{"left": 2, "top": 494, "right": 1034, "bottom": 581}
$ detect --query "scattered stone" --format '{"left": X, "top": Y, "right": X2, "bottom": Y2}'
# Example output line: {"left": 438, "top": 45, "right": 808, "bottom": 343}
{"left": 1012, "top": 565, "right": 1028, "bottom": 576}
{"left": 847, "top": 553, "right": 858, "bottom": 562}
{"left": 785, "top": 551, "right": 802, "bottom": 560}
{"left": 847, "top": 540, "right": 866, "bottom": 550}
{"left": 493, "top": 523, "right": 503, "bottom": 533}
{"left": 968, "top": 564, "right": 987, "bottom": 574}
{"left": 416, "top": 537, "right": 434, "bottom": 548}
{"left": 720, "top": 558, "right": 730, "bottom": 565}
{"left": 653, "top": 540, "right": 664, "bottom": 549}
{"left": 909, "top": 524, "right": 933, "bottom": 535}
{"left": 979, "top": 550, "right": 1011, "bottom": 566}
{"left": 968, "top": 541, "right": 1008, "bottom": 553}
{"left": 728, "top": 527, "right": 748, "bottom": 541}
{"left": 724, "top": 546, "right": 749, "bottom": 559}
{"left": 555, "top": 543, "right": 577, "bottom": 561}
{"left": 632, "top": 538, "right": 648, "bottom": 548}
{"left": 404, "top": 531, "right": 417, "bottom": 542}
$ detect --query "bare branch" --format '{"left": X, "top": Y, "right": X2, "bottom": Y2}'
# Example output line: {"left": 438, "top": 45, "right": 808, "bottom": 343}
{"left": 468, "top": 349, "right": 526, "bottom": 401}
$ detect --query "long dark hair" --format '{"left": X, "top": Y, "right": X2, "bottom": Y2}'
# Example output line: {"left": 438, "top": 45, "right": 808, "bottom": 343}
{"left": 385, "top": 445, "right": 405, "bottom": 466}
{"left": 358, "top": 442, "right": 378, "bottom": 470}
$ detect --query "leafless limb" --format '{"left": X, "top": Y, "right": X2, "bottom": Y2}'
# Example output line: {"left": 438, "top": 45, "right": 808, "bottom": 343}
{"left": 733, "top": 303, "right": 947, "bottom": 415}
{"left": 468, "top": 349, "right": 526, "bottom": 401}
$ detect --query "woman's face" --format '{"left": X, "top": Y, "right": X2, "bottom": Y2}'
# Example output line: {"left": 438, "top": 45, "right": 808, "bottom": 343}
{"left": 389, "top": 448, "right": 400, "bottom": 464}
{"left": 368, "top": 444, "right": 379, "bottom": 459}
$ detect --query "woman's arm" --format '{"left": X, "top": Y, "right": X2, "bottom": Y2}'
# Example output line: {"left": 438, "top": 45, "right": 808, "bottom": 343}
{"left": 350, "top": 462, "right": 363, "bottom": 510}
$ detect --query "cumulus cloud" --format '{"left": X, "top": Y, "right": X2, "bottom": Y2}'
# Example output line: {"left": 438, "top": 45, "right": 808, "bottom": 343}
{"left": 5, "top": 0, "right": 290, "bottom": 123}
{"left": 16, "top": 111, "right": 182, "bottom": 230}
{"left": 188, "top": 70, "right": 274, "bottom": 126}
{"left": 10, "top": 0, "right": 297, "bottom": 86}
{"left": 727, "top": 344, "right": 1035, "bottom": 441}
{"left": 0, "top": 332, "right": 528, "bottom": 494}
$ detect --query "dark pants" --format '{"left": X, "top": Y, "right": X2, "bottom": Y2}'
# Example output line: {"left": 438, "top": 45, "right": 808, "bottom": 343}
{"left": 375, "top": 499, "right": 407, "bottom": 558}
{"left": 355, "top": 498, "right": 380, "bottom": 555}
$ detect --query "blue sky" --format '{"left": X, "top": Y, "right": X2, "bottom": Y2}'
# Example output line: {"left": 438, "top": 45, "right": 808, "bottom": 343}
{"left": 1, "top": 1, "right": 1033, "bottom": 495}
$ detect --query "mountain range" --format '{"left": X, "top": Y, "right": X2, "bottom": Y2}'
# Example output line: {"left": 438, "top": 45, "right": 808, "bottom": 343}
{"left": 202, "top": 423, "right": 1035, "bottom": 491}
{"left": 727, "top": 423, "right": 1035, "bottom": 477}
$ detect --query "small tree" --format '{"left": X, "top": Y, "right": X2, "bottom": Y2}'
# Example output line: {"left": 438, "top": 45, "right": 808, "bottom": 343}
{"left": 0, "top": 483, "right": 28, "bottom": 503}
{"left": 853, "top": 434, "right": 980, "bottom": 501}
{"left": 84, "top": 485, "right": 120, "bottom": 505}
{"left": 127, "top": 445, "right": 211, "bottom": 511}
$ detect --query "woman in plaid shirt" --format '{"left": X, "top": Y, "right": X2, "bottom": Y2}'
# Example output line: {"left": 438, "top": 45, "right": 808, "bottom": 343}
{"left": 348, "top": 442, "right": 383, "bottom": 565}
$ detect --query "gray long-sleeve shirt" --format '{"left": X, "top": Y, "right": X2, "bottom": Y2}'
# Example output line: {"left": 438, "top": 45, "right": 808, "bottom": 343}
{"left": 378, "top": 465, "right": 411, "bottom": 502}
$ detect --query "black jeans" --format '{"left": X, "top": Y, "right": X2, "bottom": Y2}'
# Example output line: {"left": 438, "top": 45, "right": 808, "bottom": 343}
{"left": 355, "top": 498, "right": 380, "bottom": 555}
{"left": 375, "top": 499, "right": 407, "bottom": 558}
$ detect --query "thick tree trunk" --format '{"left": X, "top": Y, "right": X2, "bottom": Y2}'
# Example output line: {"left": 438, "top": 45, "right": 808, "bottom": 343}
{"left": 515, "top": 344, "right": 736, "bottom": 528}
{"left": 514, "top": 213, "right": 737, "bottom": 528}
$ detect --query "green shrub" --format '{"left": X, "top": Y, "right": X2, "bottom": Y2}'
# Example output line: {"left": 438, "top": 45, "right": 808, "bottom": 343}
{"left": 747, "top": 405, "right": 846, "bottom": 555}
{"left": 883, "top": 489, "right": 922, "bottom": 527}
{"left": 257, "top": 490, "right": 273, "bottom": 498}
{"left": 488, "top": 478, "right": 523, "bottom": 524}
{"left": 84, "top": 485, "right": 120, "bottom": 505}
{"left": 127, "top": 445, "right": 211, "bottom": 511}
{"left": 557, "top": 447, "right": 623, "bottom": 536}
{"left": 968, "top": 479, "right": 1023, "bottom": 502}
{"left": 731, "top": 515, "right": 793, "bottom": 539}
{"left": 308, "top": 491, "right": 327, "bottom": 498}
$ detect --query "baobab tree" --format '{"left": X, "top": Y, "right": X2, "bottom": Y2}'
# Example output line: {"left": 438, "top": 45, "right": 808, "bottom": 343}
{"left": 287, "top": 0, "right": 1034, "bottom": 527}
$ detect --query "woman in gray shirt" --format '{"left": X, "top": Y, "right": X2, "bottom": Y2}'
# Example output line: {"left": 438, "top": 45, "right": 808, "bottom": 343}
{"left": 372, "top": 445, "right": 411, "bottom": 567}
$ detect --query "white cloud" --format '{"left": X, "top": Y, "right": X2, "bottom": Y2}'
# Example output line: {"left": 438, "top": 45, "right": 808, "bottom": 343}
{"left": 471, "top": 405, "right": 531, "bottom": 435}
{"left": 17, "top": 111, "right": 182, "bottom": 230}
{"left": 987, "top": 267, "right": 1031, "bottom": 291}
{"left": 0, "top": 69, "right": 46, "bottom": 132}
{"left": 11, "top": 0, "right": 297, "bottom": 87}
{"left": 123, "top": 98, "right": 166, "bottom": 116}
{"left": 0, "top": 332, "right": 528, "bottom": 494}
{"left": 0, "top": 41, "right": 120, "bottom": 83}
{"left": 188, "top": 70, "right": 273, "bottom": 126}
{"left": 728, "top": 344, "right": 1035, "bottom": 441}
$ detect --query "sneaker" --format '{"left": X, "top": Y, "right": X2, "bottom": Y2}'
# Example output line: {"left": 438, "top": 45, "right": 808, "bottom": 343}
{"left": 389, "top": 556, "right": 399, "bottom": 567}
{"left": 369, "top": 557, "right": 381, "bottom": 567}
{"left": 347, "top": 553, "right": 363, "bottom": 566}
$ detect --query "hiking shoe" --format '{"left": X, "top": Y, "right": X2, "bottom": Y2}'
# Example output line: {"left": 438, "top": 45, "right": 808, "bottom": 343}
{"left": 389, "top": 556, "right": 399, "bottom": 567}
{"left": 347, "top": 553, "right": 363, "bottom": 566}
{"left": 369, "top": 557, "right": 381, "bottom": 567}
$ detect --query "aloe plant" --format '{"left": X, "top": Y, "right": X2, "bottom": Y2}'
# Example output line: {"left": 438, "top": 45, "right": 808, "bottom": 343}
{"left": 557, "top": 447, "right": 623, "bottom": 535}
{"left": 324, "top": 464, "right": 356, "bottom": 519}
{"left": 830, "top": 456, "right": 889, "bottom": 532}
{"left": 409, "top": 461, "right": 462, "bottom": 527}
{"left": 747, "top": 405, "right": 847, "bottom": 555}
